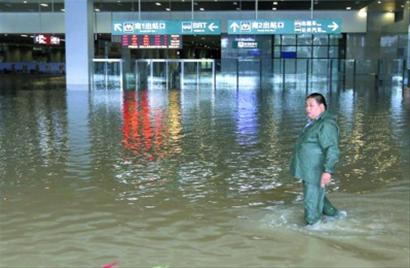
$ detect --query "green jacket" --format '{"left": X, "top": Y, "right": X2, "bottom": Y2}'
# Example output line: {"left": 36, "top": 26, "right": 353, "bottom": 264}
{"left": 290, "top": 110, "right": 340, "bottom": 185}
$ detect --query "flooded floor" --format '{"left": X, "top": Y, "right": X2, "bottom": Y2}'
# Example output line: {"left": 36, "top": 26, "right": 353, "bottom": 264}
{"left": 0, "top": 75, "right": 409, "bottom": 267}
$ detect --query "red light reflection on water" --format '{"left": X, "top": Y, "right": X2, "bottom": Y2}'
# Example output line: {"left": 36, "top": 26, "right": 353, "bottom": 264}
{"left": 121, "top": 90, "right": 165, "bottom": 161}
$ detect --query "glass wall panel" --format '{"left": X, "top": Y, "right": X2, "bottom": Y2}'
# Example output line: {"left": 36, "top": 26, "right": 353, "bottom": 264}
{"left": 282, "top": 46, "right": 296, "bottom": 52}
{"left": 311, "top": 59, "right": 329, "bottom": 82}
{"left": 272, "top": 34, "right": 341, "bottom": 60}
{"left": 274, "top": 35, "right": 282, "bottom": 45}
{"left": 329, "top": 47, "right": 338, "bottom": 58}
{"left": 313, "top": 34, "right": 328, "bottom": 45}
{"left": 313, "top": 47, "right": 328, "bottom": 58}
{"left": 297, "top": 34, "right": 312, "bottom": 45}
{"left": 329, "top": 34, "right": 342, "bottom": 45}
{"left": 297, "top": 46, "right": 312, "bottom": 58}
{"left": 282, "top": 35, "right": 296, "bottom": 45}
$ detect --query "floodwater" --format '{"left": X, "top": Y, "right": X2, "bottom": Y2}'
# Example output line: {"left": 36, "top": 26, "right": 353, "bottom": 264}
{"left": 0, "top": 75, "right": 409, "bottom": 268}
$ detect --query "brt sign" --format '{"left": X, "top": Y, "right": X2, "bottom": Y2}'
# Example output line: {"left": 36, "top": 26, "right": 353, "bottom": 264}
{"left": 181, "top": 21, "right": 220, "bottom": 34}
{"left": 112, "top": 20, "right": 220, "bottom": 35}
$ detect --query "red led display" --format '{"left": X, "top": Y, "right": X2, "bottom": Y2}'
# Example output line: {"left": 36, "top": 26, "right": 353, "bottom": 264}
{"left": 121, "top": 34, "right": 182, "bottom": 49}
{"left": 34, "top": 34, "right": 61, "bottom": 45}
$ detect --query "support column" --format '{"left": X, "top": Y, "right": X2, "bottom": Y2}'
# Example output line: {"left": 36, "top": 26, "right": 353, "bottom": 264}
{"left": 122, "top": 47, "right": 132, "bottom": 90}
{"left": 65, "top": 0, "right": 94, "bottom": 88}
{"left": 407, "top": 24, "right": 410, "bottom": 87}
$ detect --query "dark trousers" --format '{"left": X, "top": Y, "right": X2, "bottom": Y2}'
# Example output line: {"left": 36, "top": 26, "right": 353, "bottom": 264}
{"left": 303, "top": 181, "right": 338, "bottom": 225}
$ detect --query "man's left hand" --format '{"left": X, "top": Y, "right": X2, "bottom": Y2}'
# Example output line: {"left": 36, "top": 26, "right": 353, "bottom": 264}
{"left": 321, "top": 172, "right": 332, "bottom": 188}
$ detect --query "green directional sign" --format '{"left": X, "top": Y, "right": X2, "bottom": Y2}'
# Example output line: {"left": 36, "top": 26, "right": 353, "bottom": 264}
{"left": 112, "top": 20, "right": 220, "bottom": 35}
{"left": 294, "top": 19, "right": 342, "bottom": 34}
{"left": 181, "top": 20, "right": 220, "bottom": 35}
{"left": 228, "top": 19, "right": 342, "bottom": 35}
{"left": 228, "top": 20, "right": 294, "bottom": 35}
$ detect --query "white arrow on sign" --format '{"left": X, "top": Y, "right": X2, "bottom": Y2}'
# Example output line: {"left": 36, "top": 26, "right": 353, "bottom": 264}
{"left": 328, "top": 21, "right": 339, "bottom": 31}
{"left": 230, "top": 22, "right": 240, "bottom": 32}
{"left": 208, "top": 23, "right": 218, "bottom": 32}
{"left": 114, "top": 23, "right": 122, "bottom": 32}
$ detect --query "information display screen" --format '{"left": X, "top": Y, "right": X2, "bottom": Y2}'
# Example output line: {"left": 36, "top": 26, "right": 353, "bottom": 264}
{"left": 121, "top": 34, "right": 182, "bottom": 49}
{"left": 34, "top": 34, "right": 61, "bottom": 45}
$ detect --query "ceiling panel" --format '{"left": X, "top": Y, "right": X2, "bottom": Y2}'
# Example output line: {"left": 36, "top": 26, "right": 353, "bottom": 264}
{"left": 0, "top": 0, "right": 407, "bottom": 12}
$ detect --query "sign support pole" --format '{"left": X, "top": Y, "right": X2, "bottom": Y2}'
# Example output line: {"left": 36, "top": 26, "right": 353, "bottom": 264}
{"left": 191, "top": 0, "right": 194, "bottom": 20}
{"left": 255, "top": 0, "right": 258, "bottom": 20}
{"left": 310, "top": 0, "right": 314, "bottom": 19}
{"left": 138, "top": 0, "right": 141, "bottom": 19}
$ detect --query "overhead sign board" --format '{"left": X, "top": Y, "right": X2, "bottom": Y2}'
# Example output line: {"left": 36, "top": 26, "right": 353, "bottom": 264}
{"left": 228, "top": 20, "right": 293, "bottom": 34}
{"left": 112, "top": 20, "right": 220, "bottom": 35}
{"left": 228, "top": 19, "right": 342, "bottom": 35}
{"left": 294, "top": 19, "right": 342, "bottom": 34}
{"left": 181, "top": 21, "right": 220, "bottom": 34}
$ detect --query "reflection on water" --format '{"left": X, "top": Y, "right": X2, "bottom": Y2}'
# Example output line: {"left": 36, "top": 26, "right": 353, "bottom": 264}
{"left": 0, "top": 77, "right": 409, "bottom": 267}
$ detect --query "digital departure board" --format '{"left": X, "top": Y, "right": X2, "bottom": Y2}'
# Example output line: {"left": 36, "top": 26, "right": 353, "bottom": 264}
{"left": 34, "top": 34, "right": 61, "bottom": 45}
{"left": 121, "top": 34, "right": 182, "bottom": 49}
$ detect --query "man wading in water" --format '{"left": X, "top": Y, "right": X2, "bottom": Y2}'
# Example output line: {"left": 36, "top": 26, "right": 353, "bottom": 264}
{"left": 290, "top": 93, "right": 346, "bottom": 226}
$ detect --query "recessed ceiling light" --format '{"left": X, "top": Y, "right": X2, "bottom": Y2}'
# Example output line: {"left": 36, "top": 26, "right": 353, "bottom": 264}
{"left": 40, "top": 3, "right": 48, "bottom": 7}
{"left": 23, "top": 1, "right": 27, "bottom": 3}
{"left": 272, "top": 7, "right": 277, "bottom": 10}
{"left": 233, "top": 2, "right": 237, "bottom": 5}
{"left": 200, "top": 7, "right": 205, "bottom": 11}
{"left": 273, "top": 1, "right": 278, "bottom": 5}
{"left": 61, "top": 8, "right": 65, "bottom": 12}
{"left": 346, "top": 6, "right": 351, "bottom": 10}
{"left": 236, "top": 7, "right": 240, "bottom": 10}
{"left": 377, "top": 0, "right": 381, "bottom": 3}
{"left": 165, "top": 7, "right": 170, "bottom": 11}
{"left": 155, "top": 2, "right": 162, "bottom": 6}
{"left": 94, "top": 8, "right": 100, "bottom": 12}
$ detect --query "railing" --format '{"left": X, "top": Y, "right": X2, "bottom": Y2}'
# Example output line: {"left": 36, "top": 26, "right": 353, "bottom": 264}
{"left": 134, "top": 59, "right": 216, "bottom": 90}
{"left": 91, "top": 58, "right": 408, "bottom": 91}
{"left": 93, "top": 59, "right": 123, "bottom": 90}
